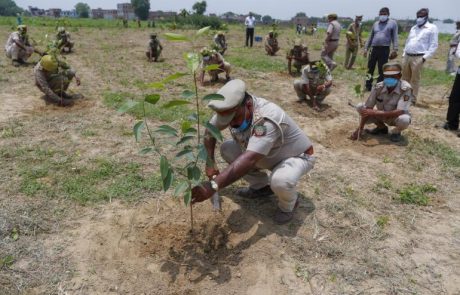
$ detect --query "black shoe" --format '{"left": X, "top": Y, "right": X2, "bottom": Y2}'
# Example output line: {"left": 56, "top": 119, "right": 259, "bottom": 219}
{"left": 273, "top": 199, "right": 299, "bottom": 225}
{"left": 443, "top": 122, "right": 459, "bottom": 131}
{"left": 365, "top": 126, "right": 388, "bottom": 135}
{"left": 236, "top": 185, "right": 273, "bottom": 199}
{"left": 12, "top": 59, "right": 20, "bottom": 67}
{"left": 390, "top": 133, "right": 401, "bottom": 142}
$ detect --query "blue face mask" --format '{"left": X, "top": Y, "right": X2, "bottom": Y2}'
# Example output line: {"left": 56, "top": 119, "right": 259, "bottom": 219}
{"left": 384, "top": 77, "right": 399, "bottom": 87}
{"left": 233, "top": 107, "right": 252, "bottom": 132}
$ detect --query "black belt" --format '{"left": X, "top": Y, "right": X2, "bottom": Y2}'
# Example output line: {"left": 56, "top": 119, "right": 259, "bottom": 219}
{"left": 329, "top": 39, "right": 339, "bottom": 41}
{"left": 406, "top": 53, "right": 424, "bottom": 57}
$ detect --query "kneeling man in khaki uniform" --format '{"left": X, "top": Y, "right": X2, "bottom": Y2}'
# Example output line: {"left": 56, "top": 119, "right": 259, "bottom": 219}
{"left": 191, "top": 79, "right": 316, "bottom": 224}
{"left": 351, "top": 62, "right": 412, "bottom": 142}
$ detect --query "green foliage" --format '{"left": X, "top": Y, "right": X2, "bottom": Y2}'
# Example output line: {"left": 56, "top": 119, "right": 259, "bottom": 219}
{"left": 0, "top": 255, "right": 14, "bottom": 269}
{"left": 407, "top": 136, "right": 460, "bottom": 171}
{"left": 131, "top": 0, "right": 150, "bottom": 20}
{"left": 226, "top": 47, "right": 285, "bottom": 72}
{"left": 421, "top": 67, "right": 455, "bottom": 86}
{"left": 74, "top": 2, "right": 90, "bottom": 18}
{"left": 396, "top": 183, "right": 437, "bottom": 206}
{"left": 376, "top": 215, "right": 389, "bottom": 228}
{"left": 174, "top": 14, "right": 223, "bottom": 29}
{"left": 0, "top": 0, "right": 23, "bottom": 16}
{"left": 192, "top": 1, "right": 207, "bottom": 15}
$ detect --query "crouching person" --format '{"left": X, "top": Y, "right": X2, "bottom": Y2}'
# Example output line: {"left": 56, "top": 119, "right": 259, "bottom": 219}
{"left": 351, "top": 62, "right": 412, "bottom": 142}
{"left": 34, "top": 55, "right": 82, "bottom": 106}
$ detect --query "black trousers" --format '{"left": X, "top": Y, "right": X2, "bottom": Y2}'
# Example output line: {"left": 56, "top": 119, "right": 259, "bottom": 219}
{"left": 446, "top": 67, "right": 460, "bottom": 129}
{"left": 246, "top": 28, "right": 254, "bottom": 47}
{"left": 365, "top": 46, "right": 390, "bottom": 91}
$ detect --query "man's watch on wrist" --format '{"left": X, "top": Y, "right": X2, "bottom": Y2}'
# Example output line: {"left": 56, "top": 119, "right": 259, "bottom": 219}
{"left": 210, "top": 180, "right": 219, "bottom": 191}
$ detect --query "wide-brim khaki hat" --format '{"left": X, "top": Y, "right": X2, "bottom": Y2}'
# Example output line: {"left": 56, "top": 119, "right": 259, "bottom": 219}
{"left": 208, "top": 79, "right": 246, "bottom": 128}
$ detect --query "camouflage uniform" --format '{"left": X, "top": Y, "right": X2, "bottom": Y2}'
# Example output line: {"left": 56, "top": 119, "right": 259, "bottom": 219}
{"left": 287, "top": 44, "right": 309, "bottom": 73}
{"left": 265, "top": 34, "right": 279, "bottom": 56}
{"left": 34, "top": 59, "right": 77, "bottom": 105}
{"left": 145, "top": 38, "right": 163, "bottom": 61}
{"left": 213, "top": 34, "right": 227, "bottom": 55}
{"left": 344, "top": 21, "right": 363, "bottom": 69}
{"left": 5, "top": 31, "right": 34, "bottom": 63}
{"left": 200, "top": 52, "right": 231, "bottom": 82}
{"left": 56, "top": 30, "right": 74, "bottom": 53}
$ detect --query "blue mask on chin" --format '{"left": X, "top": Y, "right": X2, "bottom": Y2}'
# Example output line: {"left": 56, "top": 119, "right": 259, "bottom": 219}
{"left": 383, "top": 77, "right": 399, "bottom": 87}
{"left": 233, "top": 108, "right": 252, "bottom": 132}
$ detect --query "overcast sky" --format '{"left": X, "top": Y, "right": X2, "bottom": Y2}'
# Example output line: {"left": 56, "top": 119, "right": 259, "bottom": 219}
{"left": 15, "top": 0, "right": 459, "bottom": 20}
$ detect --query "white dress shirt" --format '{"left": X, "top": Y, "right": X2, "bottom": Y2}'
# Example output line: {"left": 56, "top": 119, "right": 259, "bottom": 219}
{"left": 403, "top": 21, "right": 438, "bottom": 60}
{"left": 245, "top": 16, "right": 255, "bottom": 28}
{"left": 456, "top": 45, "right": 460, "bottom": 59}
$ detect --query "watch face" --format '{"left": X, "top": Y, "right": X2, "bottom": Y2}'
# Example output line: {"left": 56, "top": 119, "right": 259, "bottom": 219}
{"left": 211, "top": 181, "right": 218, "bottom": 190}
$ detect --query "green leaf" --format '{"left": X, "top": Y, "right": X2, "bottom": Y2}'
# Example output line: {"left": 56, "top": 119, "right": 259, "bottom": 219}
{"left": 181, "top": 90, "right": 195, "bottom": 99}
{"left": 205, "top": 121, "right": 223, "bottom": 142}
{"left": 11, "top": 228, "right": 19, "bottom": 241}
{"left": 183, "top": 190, "right": 192, "bottom": 206}
{"left": 177, "top": 135, "right": 195, "bottom": 145}
{"left": 164, "top": 33, "right": 190, "bottom": 41}
{"left": 162, "top": 72, "right": 188, "bottom": 83}
{"left": 184, "top": 52, "right": 200, "bottom": 72}
{"left": 174, "top": 181, "right": 189, "bottom": 197}
{"left": 176, "top": 148, "right": 193, "bottom": 158}
{"left": 203, "top": 93, "right": 225, "bottom": 101}
{"left": 184, "top": 127, "right": 197, "bottom": 136}
{"left": 204, "top": 64, "right": 220, "bottom": 71}
{"left": 0, "top": 255, "right": 14, "bottom": 268}
{"left": 187, "top": 165, "right": 201, "bottom": 182}
{"left": 133, "top": 121, "right": 144, "bottom": 142}
{"left": 160, "top": 155, "right": 169, "bottom": 179}
{"left": 181, "top": 121, "right": 192, "bottom": 133}
{"left": 162, "top": 169, "right": 173, "bottom": 192}
{"left": 139, "top": 147, "right": 153, "bottom": 155}
{"left": 145, "top": 94, "right": 160, "bottom": 104}
{"left": 155, "top": 125, "right": 178, "bottom": 137}
{"left": 117, "top": 100, "right": 138, "bottom": 113}
{"left": 196, "top": 26, "right": 211, "bottom": 37}
{"left": 197, "top": 144, "right": 207, "bottom": 161}
{"left": 146, "top": 82, "right": 165, "bottom": 89}
{"left": 162, "top": 100, "right": 192, "bottom": 108}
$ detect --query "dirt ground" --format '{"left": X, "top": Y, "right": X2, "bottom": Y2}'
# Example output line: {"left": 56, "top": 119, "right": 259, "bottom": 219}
{"left": 1, "top": 25, "right": 460, "bottom": 295}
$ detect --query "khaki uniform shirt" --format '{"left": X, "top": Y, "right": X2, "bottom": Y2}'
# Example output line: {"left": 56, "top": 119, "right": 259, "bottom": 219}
{"left": 214, "top": 35, "right": 227, "bottom": 49}
{"left": 200, "top": 52, "right": 225, "bottom": 69}
{"left": 326, "top": 20, "right": 341, "bottom": 41}
{"left": 210, "top": 96, "right": 312, "bottom": 169}
{"left": 5, "top": 31, "right": 29, "bottom": 50}
{"left": 265, "top": 36, "right": 278, "bottom": 48}
{"left": 449, "top": 30, "right": 460, "bottom": 47}
{"left": 365, "top": 80, "right": 413, "bottom": 113}
{"left": 288, "top": 45, "right": 309, "bottom": 63}
{"left": 34, "top": 61, "right": 73, "bottom": 102}
{"left": 346, "top": 23, "right": 363, "bottom": 47}
{"left": 299, "top": 65, "right": 332, "bottom": 87}
{"left": 148, "top": 39, "right": 162, "bottom": 52}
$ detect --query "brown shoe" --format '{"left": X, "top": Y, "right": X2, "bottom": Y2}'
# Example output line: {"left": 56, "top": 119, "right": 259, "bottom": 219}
{"left": 236, "top": 185, "right": 273, "bottom": 199}
{"left": 273, "top": 199, "right": 299, "bottom": 225}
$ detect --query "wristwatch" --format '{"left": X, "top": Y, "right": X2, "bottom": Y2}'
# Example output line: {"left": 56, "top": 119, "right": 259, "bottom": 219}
{"left": 210, "top": 180, "right": 219, "bottom": 191}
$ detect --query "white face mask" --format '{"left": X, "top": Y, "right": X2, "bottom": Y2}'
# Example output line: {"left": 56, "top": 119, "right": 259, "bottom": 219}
{"left": 379, "top": 15, "right": 388, "bottom": 22}
{"left": 416, "top": 17, "right": 427, "bottom": 26}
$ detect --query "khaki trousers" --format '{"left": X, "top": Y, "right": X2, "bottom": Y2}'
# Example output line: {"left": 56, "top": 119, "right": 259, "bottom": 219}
{"left": 321, "top": 41, "right": 339, "bottom": 70}
{"left": 356, "top": 103, "right": 411, "bottom": 133}
{"left": 220, "top": 140, "right": 315, "bottom": 212}
{"left": 293, "top": 80, "right": 331, "bottom": 102}
{"left": 208, "top": 62, "right": 231, "bottom": 80}
{"left": 5, "top": 44, "right": 33, "bottom": 61}
{"left": 344, "top": 44, "right": 358, "bottom": 68}
{"left": 402, "top": 55, "right": 424, "bottom": 101}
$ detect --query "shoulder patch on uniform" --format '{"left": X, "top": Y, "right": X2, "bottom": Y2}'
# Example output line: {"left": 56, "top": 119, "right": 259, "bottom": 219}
{"left": 253, "top": 125, "right": 267, "bottom": 137}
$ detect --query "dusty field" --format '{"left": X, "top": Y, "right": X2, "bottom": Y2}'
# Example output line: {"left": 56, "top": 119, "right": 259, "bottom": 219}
{"left": 1, "top": 24, "right": 460, "bottom": 295}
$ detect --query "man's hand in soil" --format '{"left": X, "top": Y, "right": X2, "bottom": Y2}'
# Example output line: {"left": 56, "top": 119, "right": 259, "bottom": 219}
{"left": 191, "top": 181, "right": 214, "bottom": 203}
{"left": 358, "top": 108, "right": 375, "bottom": 119}
{"left": 350, "top": 128, "right": 363, "bottom": 140}
{"left": 316, "top": 84, "right": 326, "bottom": 93}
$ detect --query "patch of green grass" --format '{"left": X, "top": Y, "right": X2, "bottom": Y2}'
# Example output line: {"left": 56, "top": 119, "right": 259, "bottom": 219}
{"left": 376, "top": 215, "right": 389, "bottom": 228}
{"left": 225, "top": 47, "right": 286, "bottom": 72}
{"left": 16, "top": 146, "right": 162, "bottom": 204}
{"left": 395, "top": 183, "right": 437, "bottom": 206}
{"left": 373, "top": 174, "right": 392, "bottom": 193}
{"left": 0, "top": 255, "right": 14, "bottom": 269}
{"left": 81, "top": 129, "right": 98, "bottom": 137}
{"left": 421, "top": 67, "right": 455, "bottom": 86}
{"left": 408, "top": 136, "right": 460, "bottom": 171}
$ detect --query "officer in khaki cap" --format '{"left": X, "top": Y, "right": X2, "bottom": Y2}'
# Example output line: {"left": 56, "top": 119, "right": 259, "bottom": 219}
{"left": 350, "top": 61, "right": 412, "bottom": 142}
{"left": 191, "top": 79, "right": 316, "bottom": 224}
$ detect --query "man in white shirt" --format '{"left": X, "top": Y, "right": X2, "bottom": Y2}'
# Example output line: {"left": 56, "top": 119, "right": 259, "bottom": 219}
{"left": 245, "top": 12, "right": 256, "bottom": 47}
{"left": 443, "top": 45, "right": 460, "bottom": 136}
{"left": 401, "top": 8, "right": 438, "bottom": 104}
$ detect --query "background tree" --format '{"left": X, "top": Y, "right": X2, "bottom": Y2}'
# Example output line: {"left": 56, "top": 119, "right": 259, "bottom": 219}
{"left": 0, "top": 0, "right": 24, "bottom": 16}
{"left": 262, "top": 15, "right": 273, "bottom": 25}
{"left": 74, "top": 2, "right": 90, "bottom": 18}
{"left": 131, "top": 0, "right": 150, "bottom": 20}
{"left": 192, "top": 1, "right": 207, "bottom": 15}
{"left": 179, "top": 8, "right": 190, "bottom": 18}
{"left": 295, "top": 12, "right": 307, "bottom": 17}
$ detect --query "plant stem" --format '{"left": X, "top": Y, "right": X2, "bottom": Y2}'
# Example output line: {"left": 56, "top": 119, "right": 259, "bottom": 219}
{"left": 190, "top": 201, "right": 194, "bottom": 236}
{"left": 193, "top": 71, "right": 201, "bottom": 145}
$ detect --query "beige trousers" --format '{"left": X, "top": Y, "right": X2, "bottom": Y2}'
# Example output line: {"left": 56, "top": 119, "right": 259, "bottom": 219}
{"left": 321, "top": 41, "right": 339, "bottom": 70}
{"left": 209, "top": 62, "right": 231, "bottom": 80}
{"left": 356, "top": 103, "right": 411, "bottom": 133}
{"left": 220, "top": 140, "right": 315, "bottom": 212}
{"left": 293, "top": 80, "right": 331, "bottom": 102}
{"left": 5, "top": 43, "right": 33, "bottom": 61}
{"left": 402, "top": 55, "right": 424, "bottom": 101}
